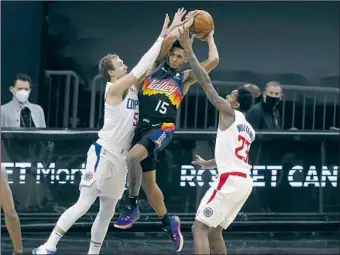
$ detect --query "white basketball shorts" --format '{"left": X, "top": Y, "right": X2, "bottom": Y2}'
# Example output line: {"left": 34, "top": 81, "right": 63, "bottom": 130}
{"left": 79, "top": 142, "right": 128, "bottom": 199}
{"left": 196, "top": 171, "right": 253, "bottom": 229}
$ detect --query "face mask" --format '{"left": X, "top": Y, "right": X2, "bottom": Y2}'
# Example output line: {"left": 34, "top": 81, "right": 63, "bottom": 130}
{"left": 264, "top": 95, "right": 280, "bottom": 107}
{"left": 14, "top": 90, "right": 30, "bottom": 103}
{"left": 255, "top": 94, "right": 262, "bottom": 104}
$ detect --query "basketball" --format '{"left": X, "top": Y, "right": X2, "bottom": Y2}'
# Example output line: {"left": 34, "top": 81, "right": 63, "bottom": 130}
{"left": 189, "top": 10, "right": 214, "bottom": 40}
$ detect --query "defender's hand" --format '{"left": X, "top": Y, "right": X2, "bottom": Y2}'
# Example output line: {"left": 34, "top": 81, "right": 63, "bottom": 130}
{"left": 178, "top": 26, "right": 195, "bottom": 53}
{"left": 170, "top": 8, "right": 187, "bottom": 28}
{"left": 160, "top": 13, "right": 187, "bottom": 38}
{"left": 191, "top": 155, "right": 207, "bottom": 167}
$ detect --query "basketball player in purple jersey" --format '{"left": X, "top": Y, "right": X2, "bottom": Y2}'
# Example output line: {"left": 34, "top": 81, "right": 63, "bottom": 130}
{"left": 115, "top": 9, "right": 220, "bottom": 252}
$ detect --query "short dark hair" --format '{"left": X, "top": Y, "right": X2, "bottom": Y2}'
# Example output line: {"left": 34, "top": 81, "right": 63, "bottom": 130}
{"left": 237, "top": 86, "right": 254, "bottom": 113}
{"left": 171, "top": 41, "right": 183, "bottom": 50}
{"left": 98, "top": 54, "right": 118, "bottom": 81}
{"left": 11, "top": 73, "right": 32, "bottom": 87}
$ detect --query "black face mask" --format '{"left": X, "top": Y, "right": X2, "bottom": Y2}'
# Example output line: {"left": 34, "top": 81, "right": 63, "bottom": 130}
{"left": 264, "top": 95, "right": 280, "bottom": 107}
{"left": 255, "top": 94, "right": 262, "bottom": 104}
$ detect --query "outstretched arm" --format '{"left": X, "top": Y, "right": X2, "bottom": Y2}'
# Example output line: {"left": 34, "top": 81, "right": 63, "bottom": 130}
{"left": 142, "top": 8, "right": 199, "bottom": 78}
{"left": 156, "top": 8, "right": 189, "bottom": 61}
{"left": 179, "top": 29, "right": 232, "bottom": 115}
{"left": 107, "top": 15, "right": 170, "bottom": 97}
{"left": 182, "top": 32, "right": 219, "bottom": 95}
{"left": 187, "top": 52, "right": 231, "bottom": 114}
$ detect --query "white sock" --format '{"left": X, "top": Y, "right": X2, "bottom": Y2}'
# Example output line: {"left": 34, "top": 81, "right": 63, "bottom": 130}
{"left": 88, "top": 240, "right": 103, "bottom": 254}
{"left": 45, "top": 230, "right": 62, "bottom": 251}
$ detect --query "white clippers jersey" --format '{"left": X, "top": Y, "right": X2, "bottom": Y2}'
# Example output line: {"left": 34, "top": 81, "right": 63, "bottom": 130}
{"left": 214, "top": 110, "right": 256, "bottom": 174}
{"left": 97, "top": 82, "right": 139, "bottom": 151}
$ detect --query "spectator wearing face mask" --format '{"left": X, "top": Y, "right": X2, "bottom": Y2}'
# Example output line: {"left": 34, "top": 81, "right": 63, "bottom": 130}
{"left": 1, "top": 73, "right": 46, "bottom": 128}
{"left": 246, "top": 81, "right": 282, "bottom": 130}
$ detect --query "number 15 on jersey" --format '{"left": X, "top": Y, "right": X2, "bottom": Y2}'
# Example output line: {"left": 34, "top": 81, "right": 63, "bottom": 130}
{"left": 155, "top": 100, "right": 169, "bottom": 114}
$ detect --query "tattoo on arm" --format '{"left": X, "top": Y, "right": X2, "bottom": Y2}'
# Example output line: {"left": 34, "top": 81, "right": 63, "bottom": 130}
{"left": 187, "top": 52, "right": 232, "bottom": 114}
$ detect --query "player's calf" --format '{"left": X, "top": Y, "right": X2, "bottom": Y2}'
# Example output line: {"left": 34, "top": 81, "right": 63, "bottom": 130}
{"left": 115, "top": 145, "right": 148, "bottom": 229}
{"left": 192, "top": 220, "right": 211, "bottom": 255}
{"left": 208, "top": 226, "right": 227, "bottom": 255}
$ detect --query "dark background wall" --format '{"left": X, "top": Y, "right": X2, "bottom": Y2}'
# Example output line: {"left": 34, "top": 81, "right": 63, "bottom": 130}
{"left": 46, "top": 1, "right": 339, "bottom": 86}
{"left": 1, "top": 1, "right": 43, "bottom": 104}
{"left": 1, "top": 1, "right": 339, "bottom": 104}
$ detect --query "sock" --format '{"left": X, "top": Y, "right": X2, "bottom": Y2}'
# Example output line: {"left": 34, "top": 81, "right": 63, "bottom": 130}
{"left": 88, "top": 240, "right": 102, "bottom": 254}
{"left": 129, "top": 196, "right": 138, "bottom": 207}
{"left": 45, "top": 230, "right": 63, "bottom": 251}
{"left": 160, "top": 213, "right": 170, "bottom": 227}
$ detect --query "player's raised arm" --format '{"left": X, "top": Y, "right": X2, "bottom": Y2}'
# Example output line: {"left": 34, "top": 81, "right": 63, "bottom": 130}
{"left": 182, "top": 31, "right": 219, "bottom": 94}
{"left": 144, "top": 9, "right": 198, "bottom": 77}
{"left": 108, "top": 14, "right": 171, "bottom": 96}
{"left": 156, "top": 8, "right": 188, "bottom": 61}
{"left": 179, "top": 28, "right": 233, "bottom": 115}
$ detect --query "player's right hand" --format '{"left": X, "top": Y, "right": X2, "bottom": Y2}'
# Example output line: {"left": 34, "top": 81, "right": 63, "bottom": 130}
{"left": 191, "top": 155, "right": 207, "bottom": 167}
{"left": 200, "top": 30, "right": 215, "bottom": 42}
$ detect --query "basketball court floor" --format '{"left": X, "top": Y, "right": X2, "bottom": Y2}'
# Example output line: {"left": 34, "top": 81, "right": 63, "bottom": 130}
{"left": 1, "top": 231, "right": 338, "bottom": 254}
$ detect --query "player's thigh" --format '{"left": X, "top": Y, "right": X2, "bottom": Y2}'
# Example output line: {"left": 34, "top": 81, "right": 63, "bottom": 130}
{"left": 140, "top": 154, "right": 156, "bottom": 173}
{"left": 196, "top": 187, "right": 227, "bottom": 228}
{"left": 147, "top": 127, "right": 173, "bottom": 152}
{"left": 80, "top": 146, "right": 100, "bottom": 187}
{"left": 0, "top": 166, "right": 16, "bottom": 214}
{"left": 196, "top": 176, "right": 253, "bottom": 229}
{"left": 134, "top": 134, "right": 155, "bottom": 158}
{"left": 99, "top": 154, "right": 127, "bottom": 199}
{"left": 219, "top": 193, "right": 250, "bottom": 230}
{"left": 219, "top": 177, "right": 253, "bottom": 229}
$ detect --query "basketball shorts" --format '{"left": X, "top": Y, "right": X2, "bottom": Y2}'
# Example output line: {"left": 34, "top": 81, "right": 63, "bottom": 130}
{"left": 79, "top": 142, "right": 128, "bottom": 199}
{"left": 132, "top": 119, "right": 175, "bottom": 172}
{"left": 196, "top": 171, "right": 253, "bottom": 229}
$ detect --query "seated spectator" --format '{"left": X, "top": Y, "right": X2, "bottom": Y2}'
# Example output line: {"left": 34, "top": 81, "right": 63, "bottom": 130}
{"left": 1, "top": 73, "right": 46, "bottom": 128}
{"left": 244, "top": 83, "right": 262, "bottom": 103}
{"left": 246, "top": 81, "right": 282, "bottom": 130}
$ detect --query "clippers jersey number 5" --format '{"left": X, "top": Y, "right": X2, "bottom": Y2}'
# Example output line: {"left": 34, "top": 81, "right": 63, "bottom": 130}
{"left": 235, "top": 134, "right": 251, "bottom": 163}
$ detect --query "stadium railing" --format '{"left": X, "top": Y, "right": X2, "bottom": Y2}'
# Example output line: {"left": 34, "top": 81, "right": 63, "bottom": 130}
{"left": 45, "top": 71, "right": 339, "bottom": 130}
{"left": 44, "top": 70, "right": 80, "bottom": 128}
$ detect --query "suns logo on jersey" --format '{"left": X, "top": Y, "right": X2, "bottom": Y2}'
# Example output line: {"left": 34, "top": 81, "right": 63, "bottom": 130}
{"left": 142, "top": 77, "right": 183, "bottom": 108}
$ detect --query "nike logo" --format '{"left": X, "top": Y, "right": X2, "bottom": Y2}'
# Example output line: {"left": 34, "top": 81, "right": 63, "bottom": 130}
{"left": 152, "top": 124, "right": 160, "bottom": 127}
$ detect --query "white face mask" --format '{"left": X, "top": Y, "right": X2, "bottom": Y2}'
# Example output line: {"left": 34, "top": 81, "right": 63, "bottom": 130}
{"left": 14, "top": 90, "right": 30, "bottom": 103}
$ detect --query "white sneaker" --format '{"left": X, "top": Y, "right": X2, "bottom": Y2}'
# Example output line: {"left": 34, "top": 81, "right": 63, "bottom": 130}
{"left": 32, "top": 244, "right": 57, "bottom": 255}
